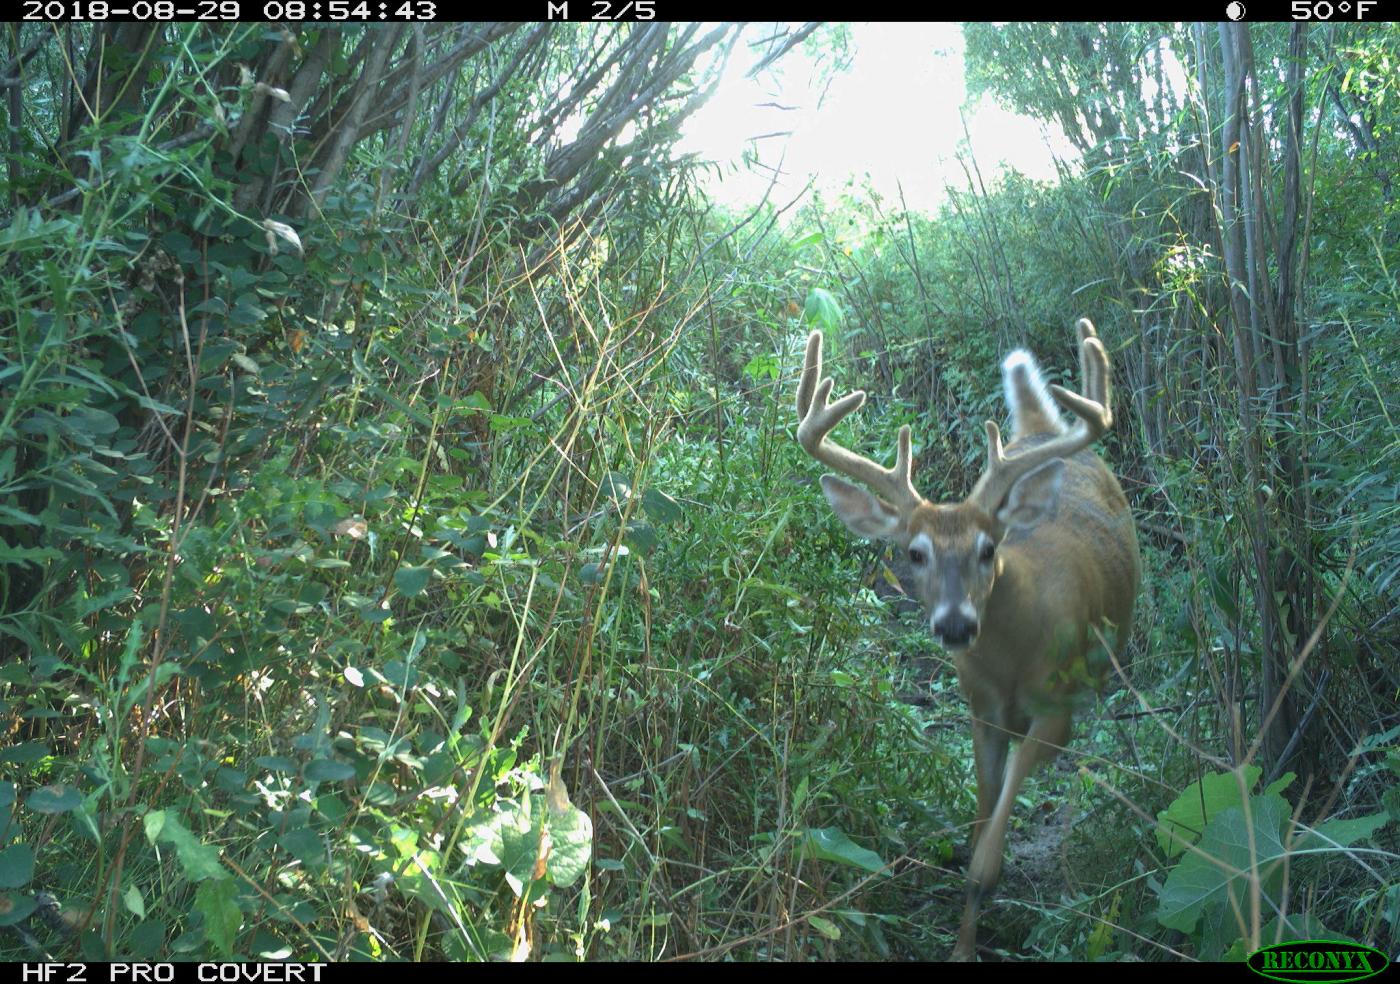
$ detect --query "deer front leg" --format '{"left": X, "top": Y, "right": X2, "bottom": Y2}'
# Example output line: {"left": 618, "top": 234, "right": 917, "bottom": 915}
{"left": 969, "top": 712, "right": 1010, "bottom": 851}
{"left": 953, "top": 712, "right": 1071, "bottom": 961}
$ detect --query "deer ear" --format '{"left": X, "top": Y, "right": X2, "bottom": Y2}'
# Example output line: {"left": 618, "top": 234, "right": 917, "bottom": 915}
{"left": 996, "top": 459, "right": 1065, "bottom": 531}
{"left": 820, "top": 475, "right": 904, "bottom": 540}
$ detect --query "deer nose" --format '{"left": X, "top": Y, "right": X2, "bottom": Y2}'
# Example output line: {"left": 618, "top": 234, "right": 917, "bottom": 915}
{"left": 933, "top": 611, "right": 978, "bottom": 648}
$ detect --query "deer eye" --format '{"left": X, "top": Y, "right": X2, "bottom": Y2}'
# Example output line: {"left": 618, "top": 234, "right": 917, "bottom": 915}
{"left": 978, "top": 540, "right": 996, "bottom": 563}
{"left": 908, "top": 546, "right": 926, "bottom": 565}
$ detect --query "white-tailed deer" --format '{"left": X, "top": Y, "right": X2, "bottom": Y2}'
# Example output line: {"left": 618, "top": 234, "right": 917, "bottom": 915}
{"left": 795, "top": 320, "right": 1140, "bottom": 960}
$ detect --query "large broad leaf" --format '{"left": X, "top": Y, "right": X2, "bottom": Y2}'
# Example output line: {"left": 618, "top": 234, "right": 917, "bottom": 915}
{"left": 129, "top": 918, "right": 167, "bottom": 955}
{"left": 0, "top": 544, "right": 62, "bottom": 568}
{"left": 144, "top": 810, "right": 227, "bottom": 882}
{"left": 27, "top": 784, "right": 81, "bottom": 813}
{"left": 0, "top": 891, "right": 37, "bottom": 927}
{"left": 0, "top": 844, "right": 34, "bottom": 888}
{"left": 394, "top": 565, "right": 431, "bottom": 597}
{"left": 473, "top": 790, "right": 594, "bottom": 896}
{"left": 0, "top": 742, "right": 50, "bottom": 765}
{"left": 799, "top": 827, "right": 887, "bottom": 874}
{"left": 278, "top": 828, "right": 327, "bottom": 868}
{"left": 642, "top": 488, "right": 684, "bottom": 524}
{"left": 303, "top": 759, "right": 355, "bottom": 783}
{"left": 600, "top": 471, "right": 631, "bottom": 502}
{"left": 803, "top": 288, "right": 843, "bottom": 333}
{"left": 1157, "top": 794, "right": 1290, "bottom": 937}
{"left": 1156, "top": 766, "right": 1284, "bottom": 857}
{"left": 395, "top": 847, "right": 447, "bottom": 913}
{"left": 195, "top": 878, "right": 242, "bottom": 957}
{"left": 497, "top": 797, "right": 542, "bottom": 898}
{"left": 461, "top": 810, "right": 507, "bottom": 867}
{"left": 808, "top": 914, "right": 842, "bottom": 940}
{"left": 624, "top": 521, "right": 657, "bottom": 555}
{"left": 123, "top": 884, "right": 146, "bottom": 920}
{"left": 1291, "top": 811, "right": 1391, "bottom": 854}
{"left": 544, "top": 775, "right": 592, "bottom": 889}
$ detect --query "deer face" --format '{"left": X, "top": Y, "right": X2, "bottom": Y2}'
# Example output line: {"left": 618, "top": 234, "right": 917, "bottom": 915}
{"left": 905, "top": 503, "right": 1000, "bottom": 650}
{"left": 820, "top": 457, "right": 1066, "bottom": 651}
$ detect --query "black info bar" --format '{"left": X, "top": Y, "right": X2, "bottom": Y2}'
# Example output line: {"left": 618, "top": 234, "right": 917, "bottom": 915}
{"left": 15, "top": 966, "right": 331, "bottom": 983}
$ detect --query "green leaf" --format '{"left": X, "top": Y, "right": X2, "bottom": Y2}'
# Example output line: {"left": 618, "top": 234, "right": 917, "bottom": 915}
{"left": 364, "top": 781, "right": 397, "bottom": 807}
{"left": 394, "top": 565, "right": 431, "bottom": 597}
{"left": 0, "top": 663, "right": 32, "bottom": 685}
{"left": 1293, "top": 811, "right": 1391, "bottom": 853}
{"left": 544, "top": 799, "right": 593, "bottom": 889}
{"left": 0, "top": 743, "right": 50, "bottom": 765}
{"left": 792, "top": 775, "right": 810, "bottom": 815}
{"left": 195, "top": 878, "right": 242, "bottom": 956}
{"left": 0, "top": 208, "right": 75, "bottom": 251}
{"left": 359, "top": 603, "right": 393, "bottom": 624}
{"left": 75, "top": 585, "right": 135, "bottom": 619}
{"left": 642, "top": 488, "right": 684, "bottom": 524}
{"left": 0, "top": 844, "right": 35, "bottom": 888}
{"left": 230, "top": 352, "right": 261, "bottom": 375}
{"left": 395, "top": 847, "right": 447, "bottom": 912}
{"left": 68, "top": 802, "right": 101, "bottom": 844}
{"left": 304, "top": 759, "right": 355, "bottom": 783}
{"left": 0, "top": 892, "right": 37, "bottom": 927}
{"left": 808, "top": 914, "right": 841, "bottom": 940}
{"left": 315, "top": 793, "right": 347, "bottom": 824}
{"left": 27, "top": 784, "right": 81, "bottom": 813}
{"left": 144, "top": 810, "right": 226, "bottom": 882}
{"left": 380, "top": 659, "right": 419, "bottom": 689}
{"left": 123, "top": 884, "right": 146, "bottom": 920}
{"left": 64, "top": 407, "right": 119, "bottom": 437}
{"left": 253, "top": 756, "right": 297, "bottom": 773}
{"left": 496, "top": 799, "right": 541, "bottom": 898}
{"left": 1238, "top": 913, "right": 1334, "bottom": 957}
{"left": 462, "top": 811, "right": 507, "bottom": 867}
{"left": 600, "top": 471, "right": 631, "bottom": 501}
{"left": 1155, "top": 766, "right": 1262, "bottom": 858}
{"left": 130, "top": 918, "right": 166, "bottom": 955}
{"left": 278, "top": 828, "right": 326, "bottom": 868}
{"left": 0, "top": 544, "right": 63, "bottom": 567}
{"left": 488, "top": 413, "right": 534, "bottom": 432}
{"left": 799, "top": 827, "right": 886, "bottom": 874}
{"left": 624, "top": 521, "right": 657, "bottom": 554}
{"left": 1156, "top": 794, "right": 1289, "bottom": 935}
{"left": 742, "top": 353, "right": 780, "bottom": 382}
{"left": 0, "top": 504, "right": 41, "bottom": 527}
{"left": 804, "top": 288, "right": 843, "bottom": 332}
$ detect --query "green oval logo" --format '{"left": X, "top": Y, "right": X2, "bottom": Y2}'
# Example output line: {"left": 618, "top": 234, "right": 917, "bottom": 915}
{"left": 1247, "top": 940, "right": 1389, "bottom": 984}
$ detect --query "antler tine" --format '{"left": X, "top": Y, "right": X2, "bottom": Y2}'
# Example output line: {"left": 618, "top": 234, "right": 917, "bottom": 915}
{"left": 795, "top": 331, "right": 823, "bottom": 418}
{"left": 1075, "top": 316, "right": 1096, "bottom": 358}
{"left": 795, "top": 331, "right": 922, "bottom": 513}
{"left": 970, "top": 320, "right": 1115, "bottom": 514}
{"left": 1048, "top": 330, "right": 1111, "bottom": 431}
{"left": 1064, "top": 317, "right": 1108, "bottom": 409}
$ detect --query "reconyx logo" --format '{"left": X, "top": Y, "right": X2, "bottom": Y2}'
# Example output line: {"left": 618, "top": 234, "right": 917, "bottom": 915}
{"left": 1247, "top": 941, "right": 1389, "bottom": 984}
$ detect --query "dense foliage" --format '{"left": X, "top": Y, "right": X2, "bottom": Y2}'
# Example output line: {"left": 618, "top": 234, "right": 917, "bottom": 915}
{"left": 0, "top": 21, "right": 1395, "bottom": 961}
